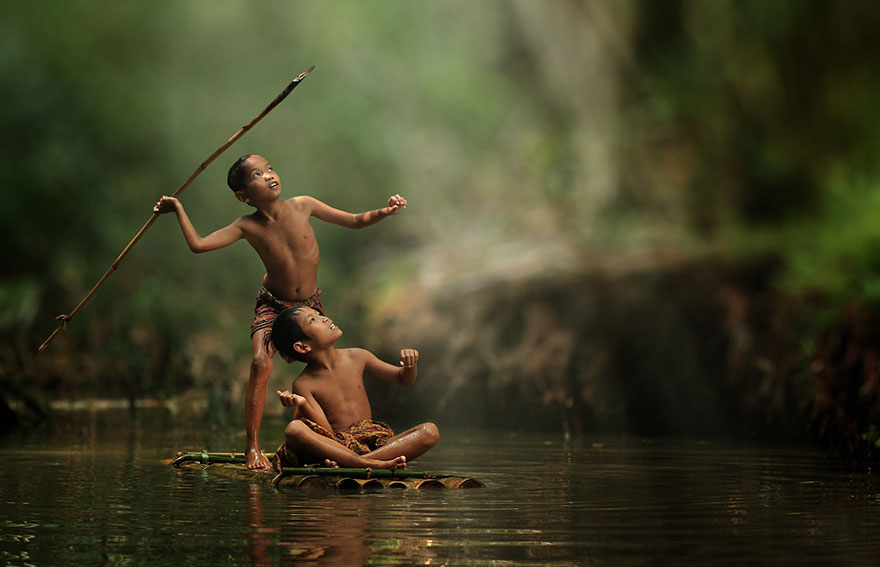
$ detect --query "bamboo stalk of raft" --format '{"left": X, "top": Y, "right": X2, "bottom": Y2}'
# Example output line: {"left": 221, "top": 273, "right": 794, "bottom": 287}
{"left": 171, "top": 450, "right": 484, "bottom": 490}
{"left": 37, "top": 66, "right": 315, "bottom": 354}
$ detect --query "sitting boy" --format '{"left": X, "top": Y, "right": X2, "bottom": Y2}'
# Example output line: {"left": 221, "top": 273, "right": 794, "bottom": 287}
{"left": 270, "top": 306, "right": 439, "bottom": 470}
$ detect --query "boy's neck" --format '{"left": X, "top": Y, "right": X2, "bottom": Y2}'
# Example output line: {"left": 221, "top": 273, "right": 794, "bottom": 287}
{"left": 252, "top": 197, "right": 284, "bottom": 220}
{"left": 305, "top": 345, "right": 338, "bottom": 371}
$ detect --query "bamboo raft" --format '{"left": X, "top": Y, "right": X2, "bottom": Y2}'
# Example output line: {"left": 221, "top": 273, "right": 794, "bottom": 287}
{"left": 171, "top": 451, "right": 484, "bottom": 491}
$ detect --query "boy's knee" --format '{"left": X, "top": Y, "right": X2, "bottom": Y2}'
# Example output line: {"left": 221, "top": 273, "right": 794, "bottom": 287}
{"left": 285, "top": 419, "right": 308, "bottom": 442}
{"left": 421, "top": 422, "right": 440, "bottom": 446}
{"left": 250, "top": 352, "right": 273, "bottom": 376}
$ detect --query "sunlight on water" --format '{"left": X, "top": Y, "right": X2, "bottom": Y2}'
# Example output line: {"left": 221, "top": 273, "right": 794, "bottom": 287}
{"left": 1, "top": 413, "right": 879, "bottom": 565}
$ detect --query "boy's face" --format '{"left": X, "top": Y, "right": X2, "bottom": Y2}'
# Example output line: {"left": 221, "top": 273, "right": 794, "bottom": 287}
{"left": 294, "top": 307, "right": 342, "bottom": 348}
{"left": 237, "top": 155, "right": 281, "bottom": 204}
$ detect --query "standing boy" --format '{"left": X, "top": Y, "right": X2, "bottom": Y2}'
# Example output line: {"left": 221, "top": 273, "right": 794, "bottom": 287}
{"left": 154, "top": 154, "right": 406, "bottom": 469}
{"left": 271, "top": 306, "right": 439, "bottom": 470}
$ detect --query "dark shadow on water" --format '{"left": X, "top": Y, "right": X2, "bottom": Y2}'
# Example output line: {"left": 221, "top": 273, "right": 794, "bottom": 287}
{"left": 2, "top": 409, "right": 880, "bottom": 566}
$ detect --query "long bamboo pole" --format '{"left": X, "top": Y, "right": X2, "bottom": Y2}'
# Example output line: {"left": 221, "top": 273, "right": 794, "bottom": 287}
{"left": 38, "top": 66, "right": 315, "bottom": 354}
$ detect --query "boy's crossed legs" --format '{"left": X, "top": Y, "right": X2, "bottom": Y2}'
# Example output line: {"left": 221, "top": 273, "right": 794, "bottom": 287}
{"left": 282, "top": 420, "right": 440, "bottom": 470}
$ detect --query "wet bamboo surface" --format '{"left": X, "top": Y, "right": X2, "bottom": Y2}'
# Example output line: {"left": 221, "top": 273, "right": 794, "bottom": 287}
{"left": 171, "top": 451, "right": 483, "bottom": 491}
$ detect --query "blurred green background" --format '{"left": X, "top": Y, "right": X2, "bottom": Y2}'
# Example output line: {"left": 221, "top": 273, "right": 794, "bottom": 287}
{"left": 3, "top": 1, "right": 880, "bottom": 450}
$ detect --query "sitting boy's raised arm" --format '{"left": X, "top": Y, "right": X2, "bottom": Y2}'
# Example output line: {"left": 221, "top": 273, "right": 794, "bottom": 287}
{"left": 360, "top": 348, "right": 419, "bottom": 386}
{"left": 303, "top": 195, "right": 407, "bottom": 229}
{"left": 154, "top": 196, "right": 244, "bottom": 253}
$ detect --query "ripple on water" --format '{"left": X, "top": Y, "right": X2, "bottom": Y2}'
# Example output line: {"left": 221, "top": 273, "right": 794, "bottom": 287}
{"left": 2, "top": 423, "right": 880, "bottom": 565}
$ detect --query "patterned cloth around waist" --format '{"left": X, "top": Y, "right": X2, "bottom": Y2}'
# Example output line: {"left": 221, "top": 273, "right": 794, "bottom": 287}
{"left": 273, "top": 418, "right": 394, "bottom": 472}
{"left": 250, "top": 286, "right": 323, "bottom": 337}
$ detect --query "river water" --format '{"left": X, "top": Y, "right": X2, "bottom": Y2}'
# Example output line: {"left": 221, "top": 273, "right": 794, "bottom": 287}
{"left": 1, "top": 410, "right": 879, "bottom": 566}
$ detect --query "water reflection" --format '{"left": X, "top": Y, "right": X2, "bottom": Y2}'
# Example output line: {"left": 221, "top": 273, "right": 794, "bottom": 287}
{"left": 2, "top": 415, "right": 880, "bottom": 566}
{"left": 244, "top": 480, "right": 444, "bottom": 566}
{"left": 244, "top": 483, "right": 373, "bottom": 566}
{"left": 244, "top": 484, "right": 275, "bottom": 567}
{"left": 278, "top": 495, "right": 372, "bottom": 566}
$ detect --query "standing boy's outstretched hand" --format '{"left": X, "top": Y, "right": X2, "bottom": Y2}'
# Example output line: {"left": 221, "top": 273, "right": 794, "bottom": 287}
{"left": 386, "top": 194, "right": 407, "bottom": 215}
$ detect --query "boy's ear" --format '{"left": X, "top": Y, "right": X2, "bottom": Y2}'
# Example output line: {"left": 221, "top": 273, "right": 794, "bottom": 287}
{"left": 234, "top": 190, "right": 249, "bottom": 205}
{"left": 293, "top": 341, "right": 311, "bottom": 355}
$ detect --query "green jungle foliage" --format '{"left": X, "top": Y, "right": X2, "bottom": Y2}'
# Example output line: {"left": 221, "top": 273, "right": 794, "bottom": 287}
{"left": 2, "top": 2, "right": 880, "bottom": 438}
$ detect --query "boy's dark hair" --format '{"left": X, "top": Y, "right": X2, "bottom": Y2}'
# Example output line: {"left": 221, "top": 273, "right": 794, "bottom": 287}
{"left": 269, "top": 307, "right": 310, "bottom": 363}
{"left": 227, "top": 154, "right": 254, "bottom": 192}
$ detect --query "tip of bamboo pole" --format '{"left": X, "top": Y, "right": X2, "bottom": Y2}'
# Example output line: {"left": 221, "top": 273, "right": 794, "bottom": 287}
{"left": 37, "top": 326, "right": 63, "bottom": 354}
{"left": 296, "top": 66, "right": 315, "bottom": 82}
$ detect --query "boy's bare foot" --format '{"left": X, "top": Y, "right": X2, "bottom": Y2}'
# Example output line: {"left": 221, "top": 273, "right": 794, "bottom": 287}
{"left": 323, "top": 459, "right": 339, "bottom": 468}
{"left": 246, "top": 447, "right": 271, "bottom": 470}
{"left": 362, "top": 455, "right": 406, "bottom": 470}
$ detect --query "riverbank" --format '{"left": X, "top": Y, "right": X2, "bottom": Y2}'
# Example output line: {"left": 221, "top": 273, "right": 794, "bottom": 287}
{"left": 5, "top": 252, "right": 879, "bottom": 461}
{"left": 364, "top": 250, "right": 879, "bottom": 460}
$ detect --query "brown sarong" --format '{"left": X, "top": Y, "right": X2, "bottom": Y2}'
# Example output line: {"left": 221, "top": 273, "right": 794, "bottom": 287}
{"left": 273, "top": 418, "right": 394, "bottom": 472}
{"left": 250, "top": 286, "right": 324, "bottom": 336}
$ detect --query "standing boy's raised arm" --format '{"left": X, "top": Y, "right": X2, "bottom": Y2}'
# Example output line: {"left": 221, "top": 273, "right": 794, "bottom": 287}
{"left": 154, "top": 196, "right": 244, "bottom": 253}
{"left": 303, "top": 195, "right": 407, "bottom": 229}
{"left": 359, "top": 347, "right": 419, "bottom": 386}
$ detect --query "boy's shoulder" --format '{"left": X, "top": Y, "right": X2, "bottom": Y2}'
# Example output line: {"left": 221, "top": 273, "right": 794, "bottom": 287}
{"left": 341, "top": 347, "right": 372, "bottom": 361}
{"left": 287, "top": 194, "right": 320, "bottom": 208}
{"left": 233, "top": 196, "right": 306, "bottom": 225}
{"left": 323, "top": 347, "right": 371, "bottom": 366}
{"left": 306, "top": 348, "right": 372, "bottom": 372}
{"left": 279, "top": 195, "right": 319, "bottom": 215}
{"left": 291, "top": 366, "right": 319, "bottom": 389}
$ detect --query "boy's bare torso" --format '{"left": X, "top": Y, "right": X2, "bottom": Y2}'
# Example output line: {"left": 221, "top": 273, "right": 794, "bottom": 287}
{"left": 292, "top": 348, "right": 373, "bottom": 431}
{"left": 237, "top": 197, "right": 320, "bottom": 301}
